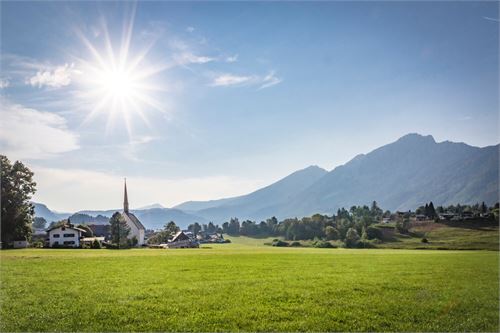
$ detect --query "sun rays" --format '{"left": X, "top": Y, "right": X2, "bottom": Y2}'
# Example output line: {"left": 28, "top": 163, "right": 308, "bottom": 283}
{"left": 73, "top": 5, "right": 168, "bottom": 138}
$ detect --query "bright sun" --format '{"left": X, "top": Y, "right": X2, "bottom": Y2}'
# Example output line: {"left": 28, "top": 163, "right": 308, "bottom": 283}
{"left": 74, "top": 9, "right": 167, "bottom": 136}
{"left": 100, "top": 69, "right": 134, "bottom": 99}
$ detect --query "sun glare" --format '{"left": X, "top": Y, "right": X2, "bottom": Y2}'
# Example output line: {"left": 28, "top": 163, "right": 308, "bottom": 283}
{"left": 74, "top": 7, "right": 167, "bottom": 136}
{"left": 100, "top": 69, "right": 134, "bottom": 99}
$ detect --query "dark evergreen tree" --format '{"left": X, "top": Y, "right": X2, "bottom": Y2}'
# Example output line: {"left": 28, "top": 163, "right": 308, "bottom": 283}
{"left": 109, "top": 212, "right": 130, "bottom": 248}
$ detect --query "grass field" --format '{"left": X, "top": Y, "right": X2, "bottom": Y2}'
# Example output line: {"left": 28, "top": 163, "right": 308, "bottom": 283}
{"left": 377, "top": 222, "right": 499, "bottom": 250}
{"left": 1, "top": 238, "right": 499, "bottom": 332}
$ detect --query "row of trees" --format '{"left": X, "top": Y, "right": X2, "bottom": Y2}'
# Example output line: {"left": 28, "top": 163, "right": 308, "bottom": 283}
{"left": 415, "top": 201, "right": 495, "bottom": 218}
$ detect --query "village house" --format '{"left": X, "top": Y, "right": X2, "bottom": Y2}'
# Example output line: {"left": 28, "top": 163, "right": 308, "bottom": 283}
{"left": 120, "top": 179, "right": 146, "bottom": 246}
{"left": 163, "top": 231, "right": 199, "bottom": 248}
{"left": 47, "top": 221, "right": 86, "bottom": 248}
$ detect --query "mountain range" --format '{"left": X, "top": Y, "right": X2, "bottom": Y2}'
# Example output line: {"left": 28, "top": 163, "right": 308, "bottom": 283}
{"left": 34, "top": 133, "right": 499, "bottom": 228}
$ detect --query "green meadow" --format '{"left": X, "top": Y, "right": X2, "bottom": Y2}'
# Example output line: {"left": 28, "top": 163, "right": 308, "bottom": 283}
{"left": 1, "top": 237, "right": 498, "bottom": 332}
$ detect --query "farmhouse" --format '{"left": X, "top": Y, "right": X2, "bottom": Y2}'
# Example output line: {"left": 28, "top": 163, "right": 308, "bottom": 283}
{"left": 167, "top": 231, "right": 199, "bottom": 248}
{"left": 120, "top": 179, "right": 146, "bottom": 246}
{"left": 47, "top": 221, "right": 86, "bottom": 248}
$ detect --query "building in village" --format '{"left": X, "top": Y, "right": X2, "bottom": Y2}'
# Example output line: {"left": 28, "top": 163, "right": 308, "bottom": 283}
{"left": 164, "top": 231, "right": 199, "bottom": 248}
{"left": 47, "top": 221, "right": 87, "bottom": 248}
{"left": 120, "top": 179, "right": 146, "bottom": 246}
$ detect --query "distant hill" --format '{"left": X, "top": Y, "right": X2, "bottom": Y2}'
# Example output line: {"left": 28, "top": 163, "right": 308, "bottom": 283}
{"left": 176, "top": 134, "right": 499, "bottom": 222}
{"left": 76, "top": 207, "right": 208, "bottom": 229}
{"left": 67, "top": 213, "right": 110, "bottom": 225}
{"left": 174, "top": 165, "right": 328, "bottom": 221}
{"left": 33, "top": 204, "right": 207, "bottom": 230}
{"left": 32, "top": 202, "right": 71, "bottom": 222}
{"left": 136, "top": 203, "right": 166, "bottom": 210}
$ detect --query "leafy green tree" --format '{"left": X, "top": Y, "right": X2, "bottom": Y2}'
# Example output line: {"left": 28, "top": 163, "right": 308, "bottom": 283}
{"left": 227, "top": 218, "right": 240, "bottom": 235}
{"left": 396, "top": 218, "right": 410, "bottom": 234}
{"left": 1, "top": 155, "right": 36, "bottom": 246}
{"left": 325, "top": 226, "right": 339, "bottom": 240}
{"left": 345, "top": 228, "right": 360, "bottom": 248}
{"left": 109, "top": 212, "right": 130, "bottom": 248}
{"left": 164, "top": 221, "right": 180, "bottom": 236}
{"left": 188, "top": 222, "right": 202, "bottom": 236}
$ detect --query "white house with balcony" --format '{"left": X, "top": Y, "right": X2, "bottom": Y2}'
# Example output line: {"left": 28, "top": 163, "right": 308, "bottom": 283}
{"left": 47, "top": 223, "right": 86, "bottom": 248}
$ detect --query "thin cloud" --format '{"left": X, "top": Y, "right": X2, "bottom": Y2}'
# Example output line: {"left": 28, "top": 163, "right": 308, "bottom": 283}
{"left": 0, "top": 99, "right": 79, "bottom": 160}
{"left": 211, "top": 71, "right": 282, "bottom": 89}
{"left": 186, "top": 26, "right": 195, "bottom": 33}
{"left": 211, "top": 74, "right": 255, "bottom": 87}
{"left": 258, "top": 71, "right": 283, "bottom": 90}
{"left": 226, "top": 54, "right": 238, "bottom": 63}
{"left": 483, "top": 16, "right": 500, "bottom": 22}
{"left": 174, "top": 52, "right": 215, "bottom": 65}
{"left": 27, "top": 63, "right": 78, "bottom": 88}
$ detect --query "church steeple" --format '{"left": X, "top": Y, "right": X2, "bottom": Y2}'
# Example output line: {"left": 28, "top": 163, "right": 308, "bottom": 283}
{"left": 124, "top": 178, "right": 129, "bottom": 213}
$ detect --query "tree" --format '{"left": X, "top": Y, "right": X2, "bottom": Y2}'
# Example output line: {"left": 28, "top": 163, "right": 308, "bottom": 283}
{"left": 1, "top": 155, "right": 37, "bottom": 246}
{"left": 481, "top": 202, "right": 488, "bottom": 214}
{"left": 345, "top": 228, "right": 360, "bottom": 248}
{"left": 227, "top": 218, "right": 240, "bottom": 235}
{"left": 32, "top": 217, "right": 47, "bottom": 230}
{"left": 164, "top": 221, "right": 180, "bottom": 236}
{"left": 325, "top": 226, "right": 339, "bottom": 240}
{"left": 109, "top": 212, "right": 130, "bottom": 248}
{"left": 428, "top": 202, "right": 436, "bottom": 219}
{"left": 396, "top": 218, "right": 410, "bottom": 234}
{"left": 188, "top": 222, "right": 202, "bottom": 236}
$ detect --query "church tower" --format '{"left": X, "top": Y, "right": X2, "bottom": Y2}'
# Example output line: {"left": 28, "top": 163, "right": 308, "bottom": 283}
{"left": 120, "top": 178, "right": 145, "bottom": 246}
{"left": 123, "top": 178, "right": 129, "bottom": 213}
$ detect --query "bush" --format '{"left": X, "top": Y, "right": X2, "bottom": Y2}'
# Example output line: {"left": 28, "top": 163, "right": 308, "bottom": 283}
{"left": 312, "top": 240, "right": 334, "bottom": 248}
{"left": 223, "top": 239, "right": 231, "bottom": 243}
{"left": 357, "top": 240, "right": 376, "bottom": 248}
{"left": 366, "top": 226, "right": 383, "bottom": 240}
{"left": 421, "top": 238, "right": 429, "bottom": 243}
{"left": 290, "top": 241, "right": 302, "bottom": 247}
{"left": 272, "top": 240, "right": 289, "bottom": 247}
{"left": 91, "top": 239, "right": 101, "bottom": 249}
{"left": 31, "top": 241, "right": 44, "bottom": 248}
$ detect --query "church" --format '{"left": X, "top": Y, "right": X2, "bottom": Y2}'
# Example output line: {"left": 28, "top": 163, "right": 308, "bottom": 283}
{"left": 121, "top": 179, "right": 146, "bottom": 246}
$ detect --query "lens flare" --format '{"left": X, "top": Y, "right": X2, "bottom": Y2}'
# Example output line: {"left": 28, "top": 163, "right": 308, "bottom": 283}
{"left": 73, "top": 5, "right": 168, "bottom": 137}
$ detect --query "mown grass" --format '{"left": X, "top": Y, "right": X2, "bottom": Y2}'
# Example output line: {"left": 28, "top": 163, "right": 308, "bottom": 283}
{"left": 1, "top": 241, "right": 498, "bottom": 332}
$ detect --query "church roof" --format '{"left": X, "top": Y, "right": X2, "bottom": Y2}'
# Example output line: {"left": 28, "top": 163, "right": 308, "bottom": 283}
{"left": 121, "top": 211, "right": 145, "bottom": 231}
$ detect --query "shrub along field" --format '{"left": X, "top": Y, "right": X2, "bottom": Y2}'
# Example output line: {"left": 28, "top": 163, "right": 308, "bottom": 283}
{"left": 1, "top": 240, "right": 498, "bottom": 332}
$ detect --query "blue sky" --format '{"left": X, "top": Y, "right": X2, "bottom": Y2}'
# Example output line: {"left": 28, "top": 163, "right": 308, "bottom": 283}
{"left": 0, "top": 1, "right": 498, "bottom": 211}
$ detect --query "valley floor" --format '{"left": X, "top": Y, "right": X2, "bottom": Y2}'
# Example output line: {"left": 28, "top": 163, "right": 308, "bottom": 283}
{"left": 1, "top": 239, "right": 498, "bottom": 332}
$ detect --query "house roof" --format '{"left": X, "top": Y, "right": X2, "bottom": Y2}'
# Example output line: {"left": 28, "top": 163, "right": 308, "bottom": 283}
{"left": 46, "top": 224, "right": 87, "bottom": 233}
{"left": 171, "top": 231, "right": 190, "bottom": 242}
{"left": 121, "top": 211, "right": 145, "bottom": 231}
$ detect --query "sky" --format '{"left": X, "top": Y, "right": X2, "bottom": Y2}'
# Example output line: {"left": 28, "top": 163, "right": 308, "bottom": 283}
{"left": 0, "top": 1, "right": 498, "bottom": 212}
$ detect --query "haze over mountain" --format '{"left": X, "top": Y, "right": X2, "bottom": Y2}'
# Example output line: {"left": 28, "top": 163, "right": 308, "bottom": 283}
{"left": 34, "top": 133, "right": 499, "bottom": 226}
{"left": 175, "top": 133, "right": 499, "bottom": 222}
{"left": 32, "top": 203, "right": 71, "bottom": 223}
{"left": 33, "top": 204, "right": 207, "bottom": 230}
